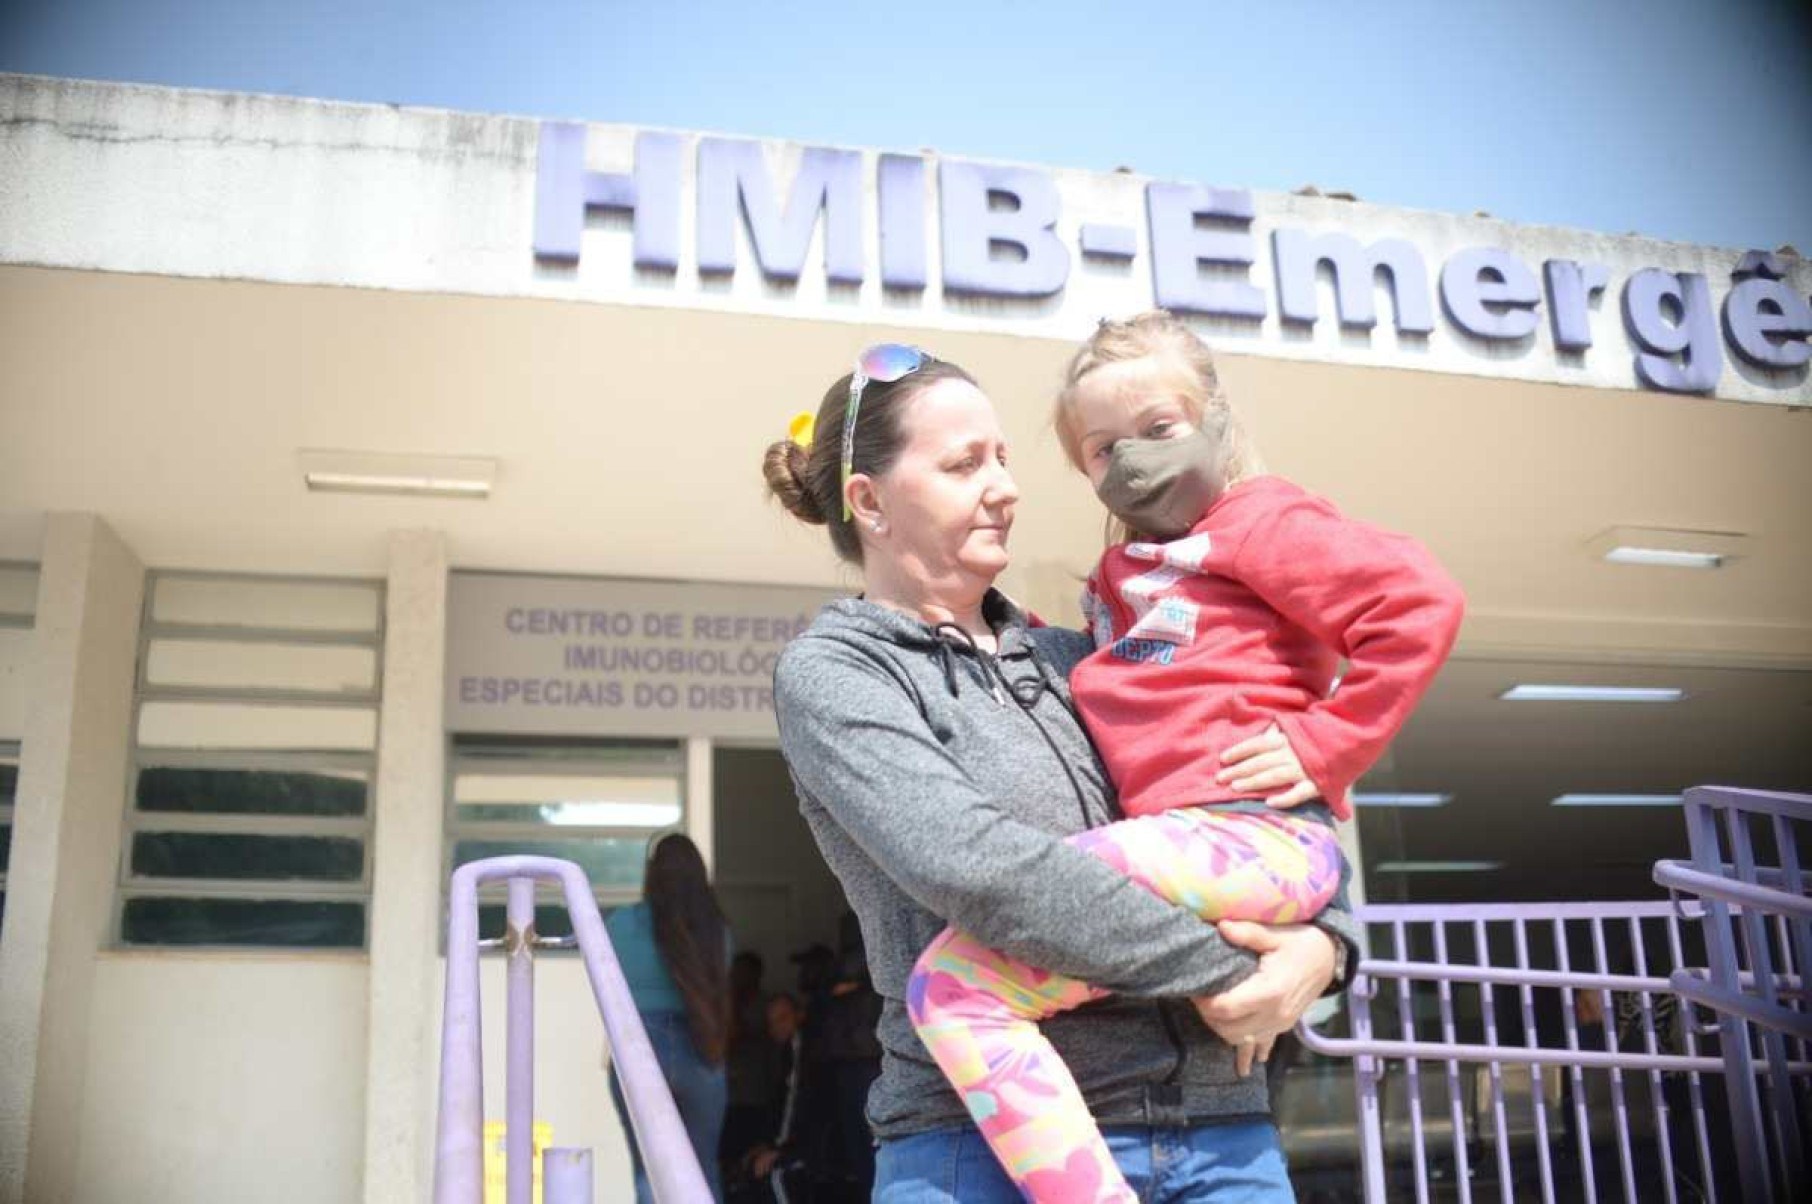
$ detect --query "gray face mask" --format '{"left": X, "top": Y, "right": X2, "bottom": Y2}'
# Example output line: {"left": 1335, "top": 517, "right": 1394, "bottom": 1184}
{"left": 1094, "top": 424, "right": 1228, "bottom": 540}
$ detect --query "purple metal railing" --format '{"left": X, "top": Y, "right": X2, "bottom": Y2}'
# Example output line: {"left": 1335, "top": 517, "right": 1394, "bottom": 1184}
{"left": 1300, "top": 786, "right": 1811, "bottom": 1204}
{"left": 1655, "top": 786, "right": 1811, "bottom": 1203}
{"left": 433, "top": 855, "right": 712, "bottom": 1204}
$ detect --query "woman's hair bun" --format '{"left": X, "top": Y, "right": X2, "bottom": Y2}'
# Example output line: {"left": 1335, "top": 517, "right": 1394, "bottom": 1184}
{"left": 761, "top": 438, "right": 827, "bottom": 525}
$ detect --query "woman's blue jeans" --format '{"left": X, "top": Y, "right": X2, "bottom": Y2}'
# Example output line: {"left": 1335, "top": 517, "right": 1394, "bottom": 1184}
{"left": 875, "top": 1119, "right": 1294, "bottom": 1203}
{"left": 607, "top": 1010, "right": 727, "bottom": 1203}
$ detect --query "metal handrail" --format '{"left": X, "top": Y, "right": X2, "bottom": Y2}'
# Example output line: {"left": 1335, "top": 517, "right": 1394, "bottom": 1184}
{"left": 433, "top": 855, "right": 712, "bottom": 1204}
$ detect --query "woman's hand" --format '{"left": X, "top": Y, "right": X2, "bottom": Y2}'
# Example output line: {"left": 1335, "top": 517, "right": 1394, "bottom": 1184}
{"left": 1216, "top": 724, "right": 1321, "bottom": 809}
{"left": 1192, "top": 920, "right": 1339, "bottom": 1076}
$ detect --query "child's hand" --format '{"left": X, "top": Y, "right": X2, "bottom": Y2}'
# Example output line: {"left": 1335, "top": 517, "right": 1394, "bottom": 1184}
{"left": 1216, "top": 724, "right": 1321, "bottom": 808}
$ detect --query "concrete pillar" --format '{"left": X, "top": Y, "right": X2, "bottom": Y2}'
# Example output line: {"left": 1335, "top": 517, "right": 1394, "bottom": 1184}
{"left": 0, "top": 515, "right": 144, "bottom": 1204}
{"left": 361, "top": 530, "right": 449, "bottom": 1204}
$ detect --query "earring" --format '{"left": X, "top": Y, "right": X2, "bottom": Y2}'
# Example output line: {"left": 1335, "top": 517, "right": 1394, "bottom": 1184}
{"left": 870, "top": 518, "right": 885, "bottom": 534}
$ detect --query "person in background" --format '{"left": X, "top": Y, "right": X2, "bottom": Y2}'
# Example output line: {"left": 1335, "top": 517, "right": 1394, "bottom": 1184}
{"left": 735, "top": 925, "right": 886, "bottom": 1203}
{"left": 729, "top": 993, "right": 809, "bottom": 1203}
{"left": 786, "top": 942, "right": 843, "bottom": 1194}
{"left": 817, "top": 912, "right": 883, "bottom": 1198}
{"left": 753, "top": 919, "right": 890, "bottom": 1202}
{"left": 606, "top": 832, "right": 731, "bottom": 1202}
{"left": 1557, "top": 985, "right": 1609, "bottom": 1177}
{"left": 722, "top": 951, "right": 777, "bottom": 1180}
{"left": 730, "top": 951, "right": 769, "bottom": 1050}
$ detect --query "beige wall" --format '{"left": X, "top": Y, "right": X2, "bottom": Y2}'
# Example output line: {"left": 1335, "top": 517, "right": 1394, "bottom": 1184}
{"left": 73, "top": 955, "right": 368, "bottom": 1204}
{"left": 62, "top": 901, "right": 672, "bottom": 1204}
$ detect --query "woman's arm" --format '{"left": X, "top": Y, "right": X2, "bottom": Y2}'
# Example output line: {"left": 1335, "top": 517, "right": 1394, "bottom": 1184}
{"left": 775, "top": 637, "right": 1261, "bottom": 999}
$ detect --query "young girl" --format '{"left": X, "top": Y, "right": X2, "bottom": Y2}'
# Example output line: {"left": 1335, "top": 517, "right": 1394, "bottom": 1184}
{"left": 906, "top": 310, "right": 1466, "bottom": 1202}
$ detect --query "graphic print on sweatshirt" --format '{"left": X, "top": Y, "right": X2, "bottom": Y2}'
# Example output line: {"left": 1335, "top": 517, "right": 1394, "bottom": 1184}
{"left": 1093, "top": 533, "right": 1215, "bottom": 665}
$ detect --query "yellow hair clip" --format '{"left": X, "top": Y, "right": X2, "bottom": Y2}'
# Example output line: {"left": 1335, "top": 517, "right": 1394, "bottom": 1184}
{"left": 787, "top": 411, "right": 816, "bottom": 450}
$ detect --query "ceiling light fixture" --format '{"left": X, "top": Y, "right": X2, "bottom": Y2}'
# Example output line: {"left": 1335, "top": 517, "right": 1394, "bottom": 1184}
{"left": 1352, "top": 792, "right": 1453, "bottom": 808}
{"left": 1499, "top": 685, "right": 1685, "bottom": 703}
{"left": 1587, "top": 526, "right": 1745, "bottom": 570}
{"left": 1551, "top": 793, "right": 1683, "bottom": 807}
{"left": 299, "top": 450, "right": 497, "bottom": 499}
{"left": 1373, "top": 860, "right": 1503, "bottom": 874}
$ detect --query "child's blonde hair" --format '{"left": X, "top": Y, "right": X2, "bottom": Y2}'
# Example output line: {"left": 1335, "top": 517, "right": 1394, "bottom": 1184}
{"left": 1054, "top": 309, "right": 1265, "bottom": 483}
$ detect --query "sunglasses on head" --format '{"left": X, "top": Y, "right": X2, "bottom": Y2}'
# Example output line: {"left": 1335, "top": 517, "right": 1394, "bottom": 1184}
{"left": 840, "top": 343, "right": 929, "bottom": 520}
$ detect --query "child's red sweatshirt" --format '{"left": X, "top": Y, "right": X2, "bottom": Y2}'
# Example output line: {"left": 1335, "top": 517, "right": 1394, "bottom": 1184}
{"left": 1074, "top": 475, "right": 1466, "bottom": 822}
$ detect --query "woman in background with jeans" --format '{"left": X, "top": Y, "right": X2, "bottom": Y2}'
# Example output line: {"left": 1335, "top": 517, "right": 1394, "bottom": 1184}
{"left": 607, "top": 832, "right": 732, "bottom": 1201}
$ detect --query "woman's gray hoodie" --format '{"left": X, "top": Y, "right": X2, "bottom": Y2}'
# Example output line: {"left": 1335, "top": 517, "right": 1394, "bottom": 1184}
{"left": 773, "top": 591, "right": 1359, "bottom": 1139}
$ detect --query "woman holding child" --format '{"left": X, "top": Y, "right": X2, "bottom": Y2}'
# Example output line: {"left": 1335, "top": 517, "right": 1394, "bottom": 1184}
{"left": 762, "top": 313, "right": 1463, "bottom": 1202}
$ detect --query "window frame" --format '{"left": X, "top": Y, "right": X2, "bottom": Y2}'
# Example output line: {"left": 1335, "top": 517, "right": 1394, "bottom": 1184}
{"left": 0, "top": 740, "right": 18, "bottom": 910}
{"left": 0, "top": 560, "right": 36, "bottom": 628}
{"left": 115, "top": 570, "right": 384, "bottom": 950}
{"left": 444, "top": 734, "right": 689, "bottom": 934}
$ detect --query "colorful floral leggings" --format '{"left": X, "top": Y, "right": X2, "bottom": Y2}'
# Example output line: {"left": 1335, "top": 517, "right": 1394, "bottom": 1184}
{"left": 906, "top": 805, "right": 1343, "bottom": 1203}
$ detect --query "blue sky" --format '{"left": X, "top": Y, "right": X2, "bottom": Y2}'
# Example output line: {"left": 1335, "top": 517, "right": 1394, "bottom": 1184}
{"left": 3, "top": 0, "right": 1809, "bottom": 251}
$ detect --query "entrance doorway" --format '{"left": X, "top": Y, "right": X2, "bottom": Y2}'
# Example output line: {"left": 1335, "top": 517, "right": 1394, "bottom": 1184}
{"left": 711, "top": 746, "right": 852, "bottom": 990}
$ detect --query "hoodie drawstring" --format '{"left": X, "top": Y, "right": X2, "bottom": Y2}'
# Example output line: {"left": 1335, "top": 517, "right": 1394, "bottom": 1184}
{"left": 933, "top": 623, "right": 1104, "bottom": 831}
{"left": 931, "top": 623, "right": 1007, "bottom": 705}
{"left": 934, "top": 637, "right": 962, "bottom": 699}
